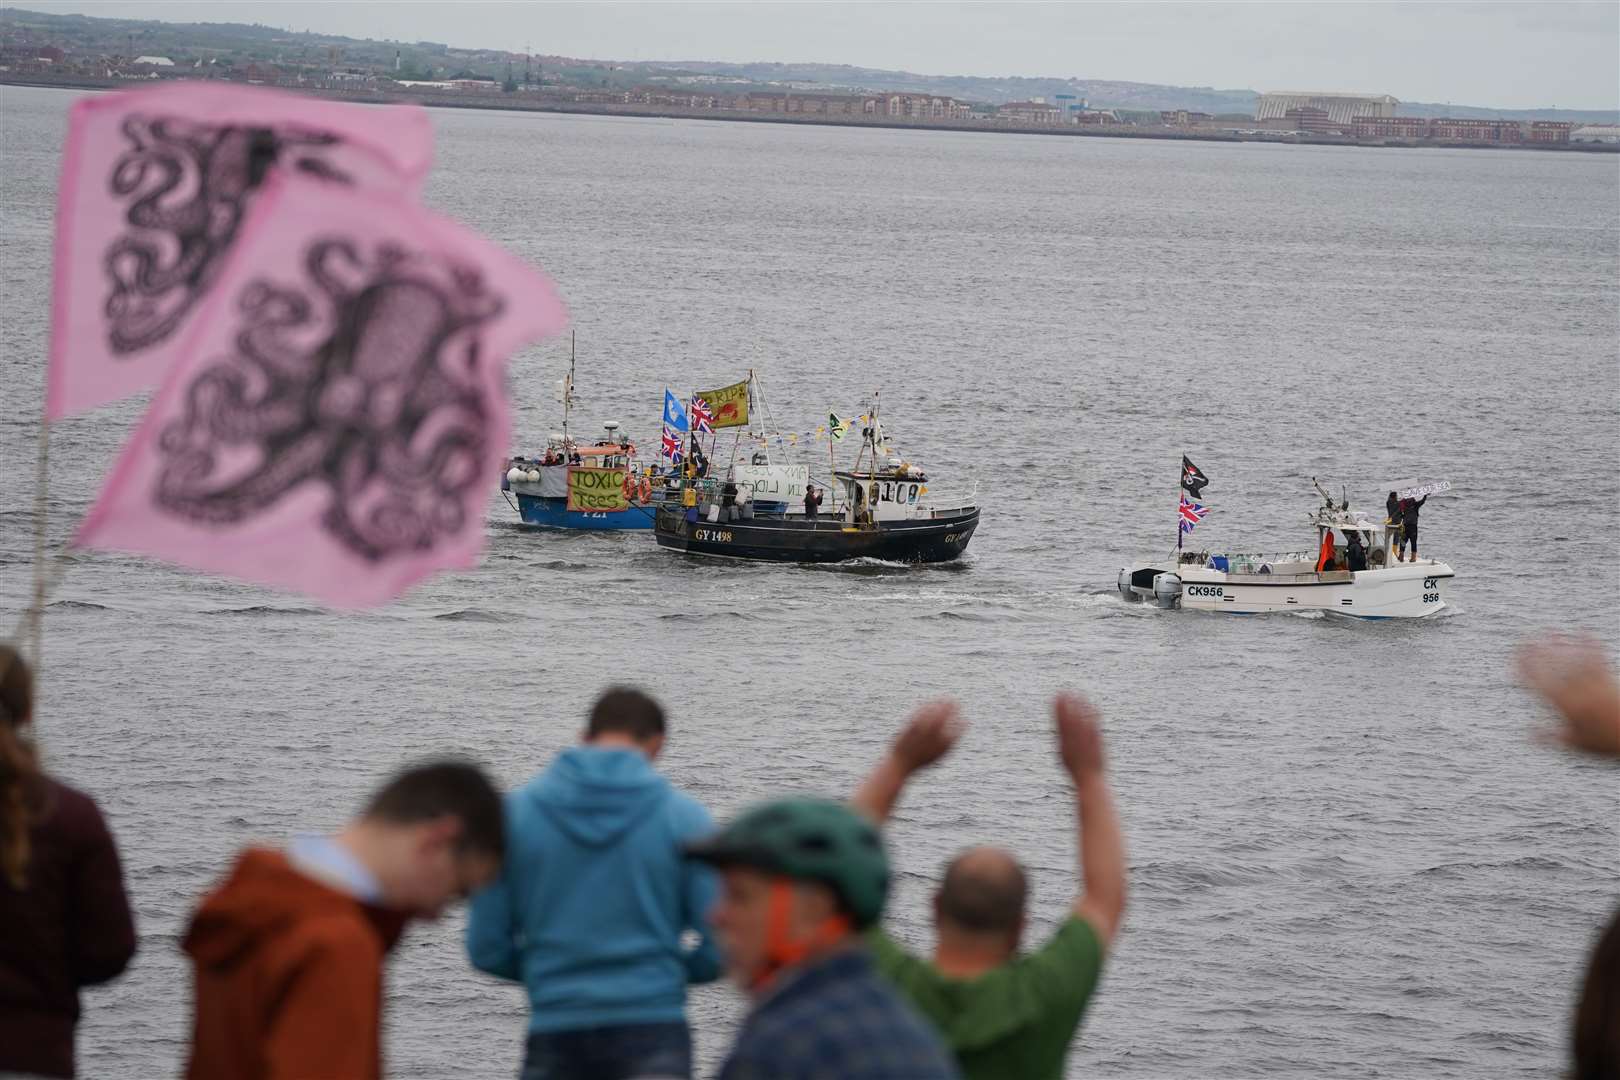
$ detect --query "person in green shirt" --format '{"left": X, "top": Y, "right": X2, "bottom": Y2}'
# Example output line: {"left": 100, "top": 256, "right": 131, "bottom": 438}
{"left": 852, "top": 694, "right": 1127, "bottom": 1080}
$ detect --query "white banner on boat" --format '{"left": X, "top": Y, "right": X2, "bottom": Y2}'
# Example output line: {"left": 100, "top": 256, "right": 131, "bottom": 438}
{"left": 1394, "top": 479, "right": 1452, "bottom": 500}
{"left": 732, "top": 463, "right": 809, "bottom": 501}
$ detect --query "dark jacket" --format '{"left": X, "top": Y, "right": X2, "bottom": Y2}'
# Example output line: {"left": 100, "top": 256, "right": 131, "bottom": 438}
{"left": 1402, "top": 495, "right": 1427, "bottom": 526}
{"left": 0, "top": 777, "right": 136, "bottom": 1078}
{"left": 720, "top": 948, "right": 958, "bottom": 1079}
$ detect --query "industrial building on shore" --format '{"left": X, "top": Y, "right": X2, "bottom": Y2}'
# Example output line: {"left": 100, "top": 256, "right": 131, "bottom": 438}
{"left": 1257, "top": 91, "right": 1398, "bottom": 125}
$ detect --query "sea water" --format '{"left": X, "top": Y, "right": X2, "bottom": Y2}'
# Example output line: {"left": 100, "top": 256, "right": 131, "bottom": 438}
{"left": 1, "top": 86, "right": 1617, "bottom": 1078}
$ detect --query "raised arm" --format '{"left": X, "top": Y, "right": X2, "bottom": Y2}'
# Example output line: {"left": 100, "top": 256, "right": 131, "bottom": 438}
{"left": 1055, "top": 694, "right": 1127, "bottom": 948}
{"left": 851, "top": 699, "right": 963, "bottom": 823}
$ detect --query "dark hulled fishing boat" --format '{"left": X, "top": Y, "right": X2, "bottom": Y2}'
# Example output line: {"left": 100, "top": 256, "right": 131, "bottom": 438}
{"left": 654, "top": 396, "right": 979, "bottom": 564}
{"left": 654, "top": 499, "right": 979, "bottom": 563}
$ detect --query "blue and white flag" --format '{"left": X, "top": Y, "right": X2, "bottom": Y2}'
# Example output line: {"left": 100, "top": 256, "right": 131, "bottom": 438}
{"left": 663, "top": 389, "right": 690, "bottom": 433}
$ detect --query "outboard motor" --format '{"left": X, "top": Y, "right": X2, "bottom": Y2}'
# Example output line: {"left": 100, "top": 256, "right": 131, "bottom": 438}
{"left": 1153, "top": 572, "right": 1182, "bottom": 610}
{"left": 1117, "top": 568, "right": 1140, "bottom": 602}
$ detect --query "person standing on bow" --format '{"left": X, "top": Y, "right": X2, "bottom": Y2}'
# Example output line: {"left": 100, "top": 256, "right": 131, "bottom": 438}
{"left": 803, "top": 485, "right": 823, "bottom": 521}
{"left": 1400, "top": 493, "right": 1429, "bottom": 561}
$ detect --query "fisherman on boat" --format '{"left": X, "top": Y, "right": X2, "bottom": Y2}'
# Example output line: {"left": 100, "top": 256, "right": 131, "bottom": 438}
{"left": 804, "top": 485, "right": 823, "bottom": 520}
{"left": 1399, "top": 494, "right": 1429, "bottom": 562}
{"left": 1345, "top": 530, "right": 1368, "bottom": 572}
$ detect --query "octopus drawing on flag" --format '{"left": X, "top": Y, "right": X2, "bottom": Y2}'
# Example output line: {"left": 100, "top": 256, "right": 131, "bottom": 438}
{"left": 103, "top": 114, "right": 352, "bottom": 356}
{"left": 153, "top": 236, "right": 505, "bottom": 562}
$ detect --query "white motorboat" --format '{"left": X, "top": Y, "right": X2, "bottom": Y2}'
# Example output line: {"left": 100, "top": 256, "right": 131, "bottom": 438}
{"left": 1119, "top": 482, "right": 1455, "bottom": 619}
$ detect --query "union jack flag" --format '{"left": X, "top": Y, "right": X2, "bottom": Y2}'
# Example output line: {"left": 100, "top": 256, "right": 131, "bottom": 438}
{"left": 689, "top": 396, "right": 714, "bottom": 434}
{"left": 1178, "top": 496, "right": 1208, "bottom": 534}
{"left": 660, "top": 425, "right": 684, "bottom": 463}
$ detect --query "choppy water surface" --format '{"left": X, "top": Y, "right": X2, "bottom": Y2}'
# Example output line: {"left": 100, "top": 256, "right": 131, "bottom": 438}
{"left": 2, "top": 86, "right": 1618, "bottom": 1078}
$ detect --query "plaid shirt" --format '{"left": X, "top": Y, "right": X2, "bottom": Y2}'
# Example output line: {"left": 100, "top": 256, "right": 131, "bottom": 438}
{"left": 719, "top": 948, "right": 960, "bottom": 1079}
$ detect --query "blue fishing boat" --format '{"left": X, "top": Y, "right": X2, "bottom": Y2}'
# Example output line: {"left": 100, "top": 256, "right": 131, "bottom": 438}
{"left": 501, "top": 431, "right": 662, "bottom": 531}
{"left": 498, "top": 337, "right": 669, "bottom": 531}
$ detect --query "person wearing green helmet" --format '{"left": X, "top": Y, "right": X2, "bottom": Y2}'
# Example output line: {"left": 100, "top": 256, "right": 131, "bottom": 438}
{"left": 686, "top": 797, "right": 960, "bottom": 1079}
{"left": 852, "top": 694, "right": 1127, "bottom": 1080}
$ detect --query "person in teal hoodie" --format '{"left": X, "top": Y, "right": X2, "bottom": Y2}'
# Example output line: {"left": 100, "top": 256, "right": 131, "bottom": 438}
{"left": 466, "top": 687, "right": 720, "bottom": 1080}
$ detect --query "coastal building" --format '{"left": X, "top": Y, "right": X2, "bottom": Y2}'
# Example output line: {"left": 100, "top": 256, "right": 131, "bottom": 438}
{"left": 1054, "top": 93, "right": 1094, "bottom": 120}
{"left": 1074, "top": 109, "right": 1121, "bottom": 126}
{"left": 1160, "top": 110, "right": 1214, "bottom": 126}
{"left": 1431, "top": 117, "right": 1523, "bottom": 143}
{"left": 133, "top": 55, "right": 175, "bottom": 67}
{"left": 745, "top": 91, "right": 865, "bottom": 116}
{"left": 1526, "top": 121, "right": 1573, "bottom": 144}
{"left": 867, "top": 93, "right": 971, "bottom": 120}
{"left": 1570, "top": 124, "right": 1620, "bottom": 144}
{"left": 997, "top": 100, "right": 1064, "bottom": 124}
{"left": 1352, "top": 115, "right": 1431, "bottom": 139}
{"left": 1284, "top": 106, "right": 1335, "bottom": 133}
{"left": 1257, "top": 91, "right": 1397, "bottom": 125}
{"left": 633, "top": 88, "right": 724, "bottom": 110}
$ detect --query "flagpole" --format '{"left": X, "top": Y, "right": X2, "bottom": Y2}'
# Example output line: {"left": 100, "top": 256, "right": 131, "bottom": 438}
{"left": 1176, "top": 454, "right": 1183, "bottom": 556}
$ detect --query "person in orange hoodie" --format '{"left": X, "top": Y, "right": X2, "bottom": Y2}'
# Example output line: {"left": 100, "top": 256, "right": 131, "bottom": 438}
{"left": 183, "top": 760, "right": 505, "bottom": 1080}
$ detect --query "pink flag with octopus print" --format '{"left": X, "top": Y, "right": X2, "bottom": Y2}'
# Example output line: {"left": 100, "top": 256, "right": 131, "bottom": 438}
{"left": 73, "top": 172, "right": 567, "bottom": 607}
{"left": 47, "top": 81, "right": 433, "bottom": 418}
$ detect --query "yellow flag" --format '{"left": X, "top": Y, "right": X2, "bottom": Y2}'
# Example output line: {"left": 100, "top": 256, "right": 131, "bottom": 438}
{"left": 695, "top": 380, "right": 749, "bottom": 428}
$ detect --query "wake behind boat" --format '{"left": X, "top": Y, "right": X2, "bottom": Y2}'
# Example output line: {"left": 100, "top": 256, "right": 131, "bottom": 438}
{"left": 1119, "top": 464, "right": 1455, "bottom": 619}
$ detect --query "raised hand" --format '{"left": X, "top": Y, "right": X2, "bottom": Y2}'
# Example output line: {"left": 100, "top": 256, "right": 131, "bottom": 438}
{"left": 891, "top": 699, "right": 964, "bottom": 774}
{"left": 1054, "top": 693, "right": 1106, "bottom": 780}
{"left": 1516, "top": 635, "right": 1620, "bottom": 758}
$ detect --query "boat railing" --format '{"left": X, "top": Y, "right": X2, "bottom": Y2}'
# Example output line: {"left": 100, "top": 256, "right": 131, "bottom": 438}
{"left": 1178, "top": 550, "right": 1316, "bottom": 573}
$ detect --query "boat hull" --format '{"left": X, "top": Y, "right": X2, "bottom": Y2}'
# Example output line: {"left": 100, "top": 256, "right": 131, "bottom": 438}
{"left": 655, "top": 507, "right": 979, "bottom": 563}
{"left": 514, "top": 494, "right": 656, "bottom": 531}
{"left": 1122, "top": 561, "right": 1455, "bottom": 619}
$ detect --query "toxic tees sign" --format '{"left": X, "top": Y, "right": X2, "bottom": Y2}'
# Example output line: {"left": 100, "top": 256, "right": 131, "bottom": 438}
{"left": 567, "top": 466, "right": 628, "bottom": 512}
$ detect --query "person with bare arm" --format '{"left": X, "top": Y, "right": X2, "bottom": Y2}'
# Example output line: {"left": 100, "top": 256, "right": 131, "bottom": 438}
{"left": 853, "top": 694, "right": 1128, "bottom": 1080}
{"left": 1517, "top": 634, "right": 1620, "bottom": 1080}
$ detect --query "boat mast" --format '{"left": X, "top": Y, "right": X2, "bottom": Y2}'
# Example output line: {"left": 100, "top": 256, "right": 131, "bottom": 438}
{"left": 868, "top": 392, "right": 880, "bottom": 527}
{"left": 563, "top": 330, "right": 576, "bottom": 448}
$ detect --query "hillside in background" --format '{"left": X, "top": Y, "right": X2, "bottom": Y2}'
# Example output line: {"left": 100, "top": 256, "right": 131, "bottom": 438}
{"left": 3, "top": 6, "right": 1615, "bottom": 124}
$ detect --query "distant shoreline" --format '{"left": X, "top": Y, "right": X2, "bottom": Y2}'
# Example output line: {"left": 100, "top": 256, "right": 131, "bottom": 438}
{"left": 5, "top": 74, "right": 1616, "bottom": 155}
